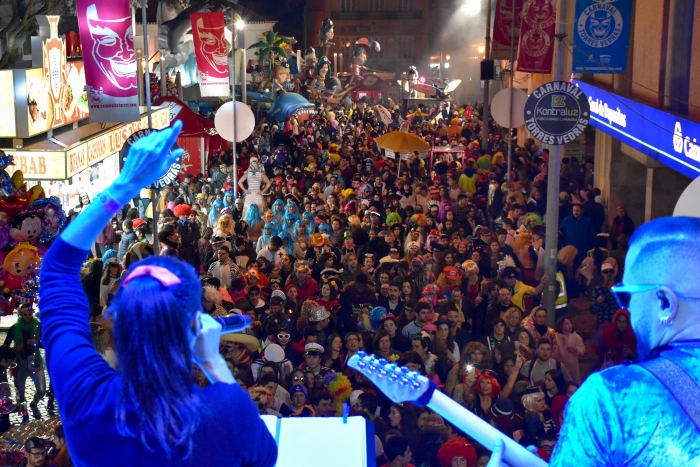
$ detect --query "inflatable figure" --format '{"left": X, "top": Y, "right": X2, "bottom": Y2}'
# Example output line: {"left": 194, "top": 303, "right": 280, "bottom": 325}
{"left": 10, "top": 210, "right": 43, "bottom": 245}
{"left": 1, "top": 243, "right": 39, "bottom": 293}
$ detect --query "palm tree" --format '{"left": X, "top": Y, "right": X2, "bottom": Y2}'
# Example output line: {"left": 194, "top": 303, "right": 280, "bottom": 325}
{"left": 247, "top": 29, "right": 295, "bottom": 79}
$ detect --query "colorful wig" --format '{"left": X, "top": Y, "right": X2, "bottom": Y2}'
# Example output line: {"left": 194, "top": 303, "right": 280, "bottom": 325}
{"left": 386, "top": 212, "right": 402, "bottom": 227}
{"left": 243, "top": 203, "right": 262, "bottom": 227}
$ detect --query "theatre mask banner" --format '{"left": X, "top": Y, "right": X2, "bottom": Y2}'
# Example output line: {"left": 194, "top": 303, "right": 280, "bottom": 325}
{"left": 76, "top": 0, "right": 140, "bottom": 122}
{"left": 492, "top": 0, "right": 524, "bottom": 61}
{"left": 190, "top": 12, "right": 230, "bottom": 97}
{"left": 517, "top": 0, "right": 556, "bottom": 74}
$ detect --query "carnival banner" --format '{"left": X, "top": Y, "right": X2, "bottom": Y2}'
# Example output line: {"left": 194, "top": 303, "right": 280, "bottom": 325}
{"left": 76, "top": 0, "right": 139, "bottom": 122}
{"left": 190, "top": 12, "right": 230, "bottom": 97}
{"left": 573, "top": 0, "right": 632, "bottom": 74}
{"left": 517, "top": 0, "right": 556, "bottom": 74}
{"left": 492, "top": 0, "right": 524, "bottom": 61}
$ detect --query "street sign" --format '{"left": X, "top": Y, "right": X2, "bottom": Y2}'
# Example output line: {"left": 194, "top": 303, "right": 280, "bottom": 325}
{"left": 524, "top": 81, "right": 590, "bottom": 145}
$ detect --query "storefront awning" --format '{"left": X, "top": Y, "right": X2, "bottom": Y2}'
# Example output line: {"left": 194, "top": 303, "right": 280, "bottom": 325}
{"left": 2, "top": 107, "right": 170, "bottom": 181}
{"left": 153, "top": 97, "right": 217, "bottom": 138}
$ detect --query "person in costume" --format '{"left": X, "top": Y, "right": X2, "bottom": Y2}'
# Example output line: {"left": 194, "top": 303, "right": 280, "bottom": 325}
{"left": 3, "top": 304, "right": 46, "bottom": 421}
{"left": 238, "top": 156, "right": 271, "bottom": 215}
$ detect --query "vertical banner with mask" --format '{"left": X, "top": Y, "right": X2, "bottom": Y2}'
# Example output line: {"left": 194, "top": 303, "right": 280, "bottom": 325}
{"left": 76, "top": 0, "right": 140, "bottom": 122}
{"left": 517, "top": 0, "right": 556, "bottom": 74}
{"left": 572, "top": 0, "right": 632, "bottom": 74}
{"left": 491, "top": 0, "right": 524, "bottom": 61}
{"left": 190, "top": 12, "right": 230, "bottom": 97}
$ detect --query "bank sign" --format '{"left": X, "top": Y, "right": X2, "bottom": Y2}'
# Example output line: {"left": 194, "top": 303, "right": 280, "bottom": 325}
{"left": 574, "top": 79, "right": 700, "bottom": 179}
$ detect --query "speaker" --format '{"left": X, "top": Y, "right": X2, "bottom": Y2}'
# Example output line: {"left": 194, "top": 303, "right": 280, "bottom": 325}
{"left": 481, "top": 60, "right": 495, "bottom": 81}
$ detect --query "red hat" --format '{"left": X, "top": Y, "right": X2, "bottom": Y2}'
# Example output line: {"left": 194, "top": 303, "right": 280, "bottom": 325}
{"left": 443, "top": 266, "right": 459, "bottom": 279}
{"left": 132, "top": 219, "right": 147, "bottom": 229}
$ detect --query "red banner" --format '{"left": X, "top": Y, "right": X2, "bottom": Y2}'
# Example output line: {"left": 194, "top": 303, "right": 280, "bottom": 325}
{"left": 76, "top": 0, "right": 140, "bottom": 122}
{"left": 516, "top": 0, "right": 556, "bottom": 74}
{"left": 492, "top": 0, "right": 524, "bottom": 61}
{"left": 191, "top": 12, "right": 230, "bottom": 97}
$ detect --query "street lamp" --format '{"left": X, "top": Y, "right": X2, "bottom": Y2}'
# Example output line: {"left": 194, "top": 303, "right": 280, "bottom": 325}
{"left": 231, "top": 14, "right": 245, "bottom": 197}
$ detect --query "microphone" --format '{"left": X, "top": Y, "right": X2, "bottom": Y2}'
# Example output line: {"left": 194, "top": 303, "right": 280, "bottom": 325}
{"left": 214, "top": 314, "right": 252, "bottom": 334}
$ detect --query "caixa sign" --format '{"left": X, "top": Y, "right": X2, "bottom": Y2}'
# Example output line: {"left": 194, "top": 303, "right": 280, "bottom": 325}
{"left": 574, "top": 79, "right": 700, "bottom": 179}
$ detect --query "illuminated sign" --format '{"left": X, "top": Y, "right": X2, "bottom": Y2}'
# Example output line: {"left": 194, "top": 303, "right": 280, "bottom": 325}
{"left": 4, "top": 107, "right": 169, "bottom": 180}
{"left": 5, "top": 152, "right": 66, "bottom": 180}
{"left": 42, "top": 16, "right": 67, "bottom": 127}
{"left": 68, "top": 107, "right": 169, "bottom": 177}
{"left": 574, "top": 79, "right": 700, "bottom": 179}
{"left": 0, "top": 71, "right": 16, "bottom": 138}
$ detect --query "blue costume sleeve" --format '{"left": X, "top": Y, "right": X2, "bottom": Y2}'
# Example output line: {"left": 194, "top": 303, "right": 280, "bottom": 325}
{"left": 39, "top": 238, "right": 117, "bottom": 418}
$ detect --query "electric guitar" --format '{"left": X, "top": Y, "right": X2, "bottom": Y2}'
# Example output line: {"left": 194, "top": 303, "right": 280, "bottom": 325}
{"left": 347, "top": 352, "right": 547, "bottom": 467}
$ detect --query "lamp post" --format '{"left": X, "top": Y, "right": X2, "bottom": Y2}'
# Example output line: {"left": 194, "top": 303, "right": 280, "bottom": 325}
{"left": 481, "top": 0, "right": 492, "bottom": 152}
{"left": 333, "top": 53, "right": 338, "bottom": 77}
{"left": 232, "top": 17, "right": 245, "bottom": 198}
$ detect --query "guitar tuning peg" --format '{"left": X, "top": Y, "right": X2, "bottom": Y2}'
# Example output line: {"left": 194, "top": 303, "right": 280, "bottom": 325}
{"left": 388, "top": 367, "right": 400, "bottom": 381}
{"left": 400, "top": 367, "right": 410, "bottom": 374}
{"left": 358, "top": 350, "right": 366, "bottom": 358}
{"left": 378, "top": 358, "right": 388, "bottom": 366}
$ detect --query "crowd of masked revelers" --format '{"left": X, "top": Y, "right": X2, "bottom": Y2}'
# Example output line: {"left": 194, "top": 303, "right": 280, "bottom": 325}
{"left": 74, "top": 99, "right": 635, "bottom": 466}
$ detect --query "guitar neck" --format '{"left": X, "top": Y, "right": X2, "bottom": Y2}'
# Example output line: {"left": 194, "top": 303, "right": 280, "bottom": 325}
{"left": 426, "top": 391, "right": 547, "bottom": 467}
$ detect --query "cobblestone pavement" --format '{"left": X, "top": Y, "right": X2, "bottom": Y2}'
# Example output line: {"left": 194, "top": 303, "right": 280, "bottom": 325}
{"left": 0, "top": 313, "right": 56, "bottom": 425}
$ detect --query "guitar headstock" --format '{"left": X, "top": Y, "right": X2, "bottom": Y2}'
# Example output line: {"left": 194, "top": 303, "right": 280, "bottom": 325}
{"left": 346, "top": 351, "right": 433, "bottom": 404}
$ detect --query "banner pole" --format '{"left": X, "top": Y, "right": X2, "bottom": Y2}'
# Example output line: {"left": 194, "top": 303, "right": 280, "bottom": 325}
{"left": 543, "top": 0, "right": 567, "bottom": 328}
{"left": 232, "top": 28, "right": 238, "bottom": 199}
{"left": 160, "top": 48, "right": 167, "bottom": 97}
{"left": 506, "top": 0, "right": 515, "bottom": 192}
{"left": 141, "top": 0, "right": 152, "bottom": 129}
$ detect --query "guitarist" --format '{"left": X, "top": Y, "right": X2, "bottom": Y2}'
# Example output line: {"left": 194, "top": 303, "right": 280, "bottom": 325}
{"left": 491, "top": 217, "right": 700, "bottom": 466}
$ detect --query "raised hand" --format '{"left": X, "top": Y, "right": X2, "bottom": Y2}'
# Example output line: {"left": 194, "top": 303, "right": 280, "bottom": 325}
{"left": 114, "top": 120, "right": 184, "bottom": 203}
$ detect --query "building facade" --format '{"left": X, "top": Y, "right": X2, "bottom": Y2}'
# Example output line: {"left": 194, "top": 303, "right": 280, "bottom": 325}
{"left": 304, "top": 0, "right": 432, "bottom": 76}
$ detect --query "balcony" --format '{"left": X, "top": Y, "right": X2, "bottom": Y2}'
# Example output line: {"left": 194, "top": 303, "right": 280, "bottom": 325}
{"left": 331, "top": 10, "right": 423, "bottom": 21}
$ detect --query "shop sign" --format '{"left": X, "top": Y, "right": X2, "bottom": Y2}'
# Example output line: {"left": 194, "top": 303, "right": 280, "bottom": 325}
{"left": 0, "top": 71, "right": 16, "bottom": 138}
{"left": 524, "top": 81, "right": 590, "bottom": 145}
{"left": 574, "top": 79, "right": 700, "bottom": 179}
{"left": 5, "top": 152, "right": 66, "bottom": 180}
{"left": 67, "top": 107, "right": 169, "bottom": 177}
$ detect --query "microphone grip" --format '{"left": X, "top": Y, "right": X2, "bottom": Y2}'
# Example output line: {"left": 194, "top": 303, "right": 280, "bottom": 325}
{"left": 214, "top": 314, "right": 252, "bottom": 334}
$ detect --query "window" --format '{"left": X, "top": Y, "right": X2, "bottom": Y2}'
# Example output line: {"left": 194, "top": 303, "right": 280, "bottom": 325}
{"left": 398, "top": 0, "right": 414, "bottom": 11}
{"left": 368, "top": 0, "right": 385, "bottom": 11}
{"left": 369, "top": 37, "right": 384, "bottom": 58}
{"left": 341, "top": 0, "right": 356, "bottom": 12}
{"left": 397, "top": 36, "right": 414, "bottom": 58}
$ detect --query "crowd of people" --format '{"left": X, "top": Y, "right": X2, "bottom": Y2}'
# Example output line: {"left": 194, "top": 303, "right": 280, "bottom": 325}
{"left": 15, "top": 99, "right": 640, "bottom": 466}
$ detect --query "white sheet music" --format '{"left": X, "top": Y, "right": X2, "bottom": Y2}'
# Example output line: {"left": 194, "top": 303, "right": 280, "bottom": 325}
{"left": 261, "top": 415, "right": 367, "bottom": 467}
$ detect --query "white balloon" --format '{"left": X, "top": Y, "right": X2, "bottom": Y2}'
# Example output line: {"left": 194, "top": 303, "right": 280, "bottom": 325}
{"left": 214, "top": 101, "right": 256, "bottom": 142}
{"left": 674, "top": 175, "right": 700, "bottom": 217}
